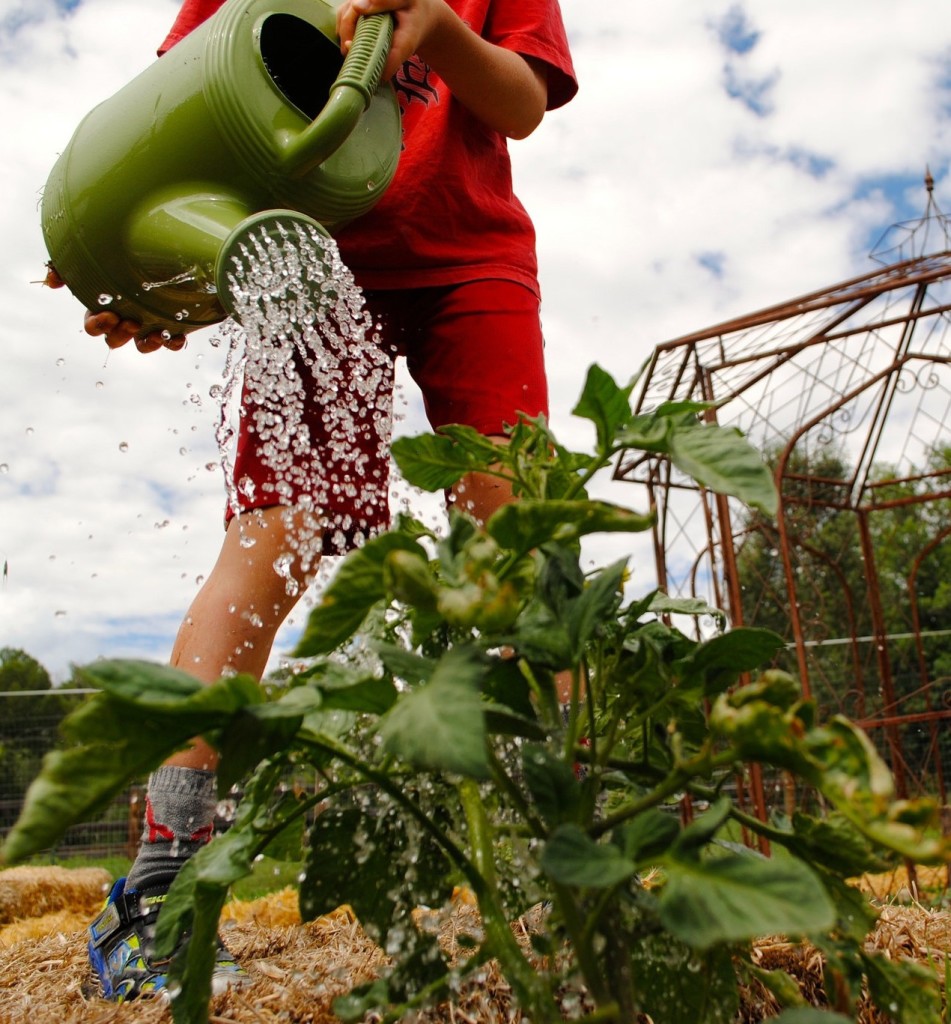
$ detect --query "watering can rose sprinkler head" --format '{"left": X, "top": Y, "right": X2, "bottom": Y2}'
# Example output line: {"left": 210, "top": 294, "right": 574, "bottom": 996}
{"left": 40, "top": 1, "right": 400, "bottom": 341}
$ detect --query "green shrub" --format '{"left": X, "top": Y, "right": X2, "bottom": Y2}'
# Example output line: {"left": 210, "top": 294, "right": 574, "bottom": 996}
{"left": 3, "top": 365, "right": 947, "bottom": 1023}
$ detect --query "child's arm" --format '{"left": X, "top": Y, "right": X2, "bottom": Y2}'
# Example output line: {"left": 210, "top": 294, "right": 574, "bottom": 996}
{"left": 337, "top": 0, "right": 549, "bottom": 140}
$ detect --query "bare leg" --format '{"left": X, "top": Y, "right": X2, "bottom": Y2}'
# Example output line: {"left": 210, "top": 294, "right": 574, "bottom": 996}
{"left": 449, "top": 434, "right": 516, "bottom": 525}
{"left": 165, "top": 505, "right": 318, "bottom": 770}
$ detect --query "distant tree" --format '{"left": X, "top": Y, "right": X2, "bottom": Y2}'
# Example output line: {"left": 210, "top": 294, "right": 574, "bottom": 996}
{"left": 734, "top": 444, "right": 865, "bottom": 692}
{"left": 0, "top": 648, "right": 82, "bottom": 831}
{"left": 735, "top": 444, "right": 951, "bottom": 721}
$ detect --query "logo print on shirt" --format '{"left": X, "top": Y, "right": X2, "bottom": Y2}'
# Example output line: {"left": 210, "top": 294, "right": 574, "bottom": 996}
{"left": 394, "top": 55, "right": 439, "bottom": 112}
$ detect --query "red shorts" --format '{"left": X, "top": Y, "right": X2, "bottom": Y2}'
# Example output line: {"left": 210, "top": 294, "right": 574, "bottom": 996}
{"left": 228, "top": 279, "right": 548, "bottom": 553}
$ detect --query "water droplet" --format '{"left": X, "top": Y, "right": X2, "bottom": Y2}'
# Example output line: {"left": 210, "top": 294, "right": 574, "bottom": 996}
{"left": 95, "top": 380, "right": 105, "bottom": 390}
{"left": 54, "top": 609, "right": 67, "bottom": 617}
{"left": 55, "top": 357, "right": 65, "bottom": 367}
{"left": 118, "top": 441, "right": 129, "bottom": 453}
{"left": 0, "top": 464, "right": 8, "bottom": 474}
{"left": 98, "top": 293, "right": 113, "bottom": 305}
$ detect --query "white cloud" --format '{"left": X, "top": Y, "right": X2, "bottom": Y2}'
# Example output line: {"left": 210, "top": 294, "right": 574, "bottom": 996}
{"left": 1, "top": 0, "right": 948, "bottom": 680}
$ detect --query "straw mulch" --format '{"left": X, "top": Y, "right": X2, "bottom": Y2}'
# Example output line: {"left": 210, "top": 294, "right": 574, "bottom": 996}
{"left": 0, "top": 867, "right": 947, "bottom": 1023}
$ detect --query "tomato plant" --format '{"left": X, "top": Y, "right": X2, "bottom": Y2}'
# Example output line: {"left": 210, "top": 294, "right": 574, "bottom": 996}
{"left": 3, "top": 364, "right": 947, "bottom": 1023}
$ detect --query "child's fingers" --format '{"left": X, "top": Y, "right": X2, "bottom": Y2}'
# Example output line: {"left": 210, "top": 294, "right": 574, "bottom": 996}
{"left": 44, "top": 265, "right": 65, "bottom": 289}
{"left": 136, "top": 331, "right": 186, "bottom": 354}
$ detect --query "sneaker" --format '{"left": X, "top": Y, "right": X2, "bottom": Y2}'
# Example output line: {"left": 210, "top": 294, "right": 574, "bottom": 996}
{"left": 88, "top": 877, "right": 246, "bottom": 1002}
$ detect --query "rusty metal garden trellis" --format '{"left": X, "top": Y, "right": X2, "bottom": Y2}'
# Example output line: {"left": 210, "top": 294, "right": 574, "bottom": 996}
{"left": 615, "top": 181, "right": 951, "bottom": 848}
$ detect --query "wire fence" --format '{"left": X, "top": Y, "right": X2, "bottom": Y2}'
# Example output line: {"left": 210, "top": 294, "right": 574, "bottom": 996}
{"left": 0, "top": 692, "right": 147, "bottom": 860}
{"left": 0, "top": 693, "right": 313, "bottom": 862}
{"left": 1, "top": 687, "right": 948, "bottom": 864}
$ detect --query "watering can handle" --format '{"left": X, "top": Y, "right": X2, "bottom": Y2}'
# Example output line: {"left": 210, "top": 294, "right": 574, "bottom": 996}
{"left": 279, "top": 12, "right": 393, "bottom": 178}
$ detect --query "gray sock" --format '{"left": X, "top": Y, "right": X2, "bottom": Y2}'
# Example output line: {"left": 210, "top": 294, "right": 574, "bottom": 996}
{"left": 126, "top": 765, "right": 217, "bottom": 892}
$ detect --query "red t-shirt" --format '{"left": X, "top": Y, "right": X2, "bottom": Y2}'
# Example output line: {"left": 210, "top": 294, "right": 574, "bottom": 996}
{"left": 159, "top": 0, "right": 577, "bottom": 295}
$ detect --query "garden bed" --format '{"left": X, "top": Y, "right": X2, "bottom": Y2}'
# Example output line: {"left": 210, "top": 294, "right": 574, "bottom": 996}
{"left": 0, "top": 866, "right": 946, "bottom": 1022}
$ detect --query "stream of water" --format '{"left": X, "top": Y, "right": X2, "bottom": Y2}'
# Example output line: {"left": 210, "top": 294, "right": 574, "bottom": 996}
{"left": 214, "top": 220, "right": 394, "bottom": 590}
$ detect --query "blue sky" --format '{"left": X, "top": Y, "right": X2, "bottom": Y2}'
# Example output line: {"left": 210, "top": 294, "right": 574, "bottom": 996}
{"left": 1, "top": 0, "right": 949, "bottom": 680}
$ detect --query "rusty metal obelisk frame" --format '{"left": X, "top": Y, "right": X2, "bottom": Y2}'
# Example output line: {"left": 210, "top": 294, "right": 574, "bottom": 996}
{"left": 616, "top": 176, "right": 951, "bottom": 852}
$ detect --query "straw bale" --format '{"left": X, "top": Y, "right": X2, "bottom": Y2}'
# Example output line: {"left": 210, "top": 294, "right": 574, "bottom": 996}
{"left": 220, "top": 886, "right": 303, "bottom": 929}
{"left": 869, "top": 902, "right": 951, "bottom": 974}
{"left": 856, "top": 863, "right": 949, "bottom": 903}
{"left": 0, "top": 866, "right": 112, "bottom": 925}
{"left": 0, "top": 908, "right": 91, "bottom": 948}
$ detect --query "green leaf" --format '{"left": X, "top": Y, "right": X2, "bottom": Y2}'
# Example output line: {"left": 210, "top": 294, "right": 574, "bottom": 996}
{"left": 615, "top": 410, "right": 675, "bottom": 451}
{"left": 862, "top": 949, "right": 943, "bottom": 1023}
{"left": 632, "top": 935, "right": 739, "bottom": 1024}
{"left": 391, "top": 433, "right": 490, "bottom": 491}
{"left": 73, "top": 658, "right": 204, "bottom": 704}
{"left": 293, "top": 533, "right": 425, "bottom": 656}
{"left": 617, "top": 809, "right": 680, "bottom": 865}
{"left": 435, "top": 423, "right": 508, "bottom": 462}
{"left": 521, "top": 744, "right": 583, "bottom": 826}
{"left": 154, "top": 823, "right": 260, "bottom": 1023}
{"left": 744, "top": 962, "right": 808, "bottom": 1009}
{"left": 215, "top": 706, "right": 302, "bottom": 793}
{"left": 654, "top": 399, "right": 716, "bottom": 417}
{"left": 488, "top": 499, "right": 653, "bottom": 553}
{"left": 508, "top": 598, "right": 574, "bottom": 670}
{"left": 157, "top": 826, "right": 258, "bottom": 1024}
{"left": 68, "top": 660, "right": 263, "bottom": 723}
{"left": 679, "top": 628, "right": 785, "bottom": 698}
{"left": 567, "top": 557, "right": 627, "bottom": 659}
{"left": 156, "top": 827, "right": 257, "bottom": 954}
{"left": 480, "top": 656, "right": 535, "bottom": 720}
{"left": 373, "top": 643, "right": 436, "bottom": 686}
{"left": 541, "top": 824, "right": 637, "bottom": 888}
{"left": 168, "top": 882, "right": 231, "bottom": 1024}
{"left": 300, "top": 798, "right": 450, "bottom": 944}
{"left": 571, "top": 364, "right": 634, "bottom": 450}
{"left": 378, "top": 649, "right": 489, "bottom": 778}
{"left": 813, "top": 870, "right": 879, "bottom": 944}
{"left": 259, "top": 796, "right": 307, "bottom": 863}
{"left": 301, "top": 805, "right": 401, "bottom": 936}
{"left": 784, "top": 811, "right": 887, "bottom": 879}
{"left": 659, "top": 853, "right": 835, "bottom": 949}
{"left": 668, "top": 421, "right": 779, "bottom": 515}
{"left": 383, "top": 548, "right": 439, "bottom": 611}
{"left": 647, "top": 592, "right": 726, "bottom": 623}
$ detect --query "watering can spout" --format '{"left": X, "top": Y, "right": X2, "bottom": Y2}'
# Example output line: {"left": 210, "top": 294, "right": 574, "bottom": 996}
{"left": 125, "top": 191, "right": 330, "bottom": 321}
{"left": 41, "top": 0, "right": 400, "bottom": 338}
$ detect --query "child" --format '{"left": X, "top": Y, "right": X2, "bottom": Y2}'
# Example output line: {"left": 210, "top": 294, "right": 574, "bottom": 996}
{"left": 67, "top": 0, "right": 575, "bottom": 1002}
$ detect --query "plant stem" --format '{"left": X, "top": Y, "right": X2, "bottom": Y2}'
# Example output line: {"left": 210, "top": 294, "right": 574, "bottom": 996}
{"left": 458, "top": 778, "right": 563, "bottom": 1022}
{"left": 549, "top": 881, "right": 613, "bottom": 1007}
{"left": 590, "top": 748, "right": 736, "bottom": 838}
{"left": 487, "top": 748, "right": 548, "bottom": 838}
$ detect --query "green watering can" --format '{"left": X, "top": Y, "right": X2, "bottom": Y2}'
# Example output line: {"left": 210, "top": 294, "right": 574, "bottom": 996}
{"left": 42, "top": 0, "right": 401, "bottom": 338}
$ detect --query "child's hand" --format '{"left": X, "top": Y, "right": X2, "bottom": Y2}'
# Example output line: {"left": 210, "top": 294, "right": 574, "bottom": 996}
{"left": 337, "top": 0, "right": 447, "bottom": 83}
{"left": 44, "top": 265, "right": 186, "bottom": 353}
